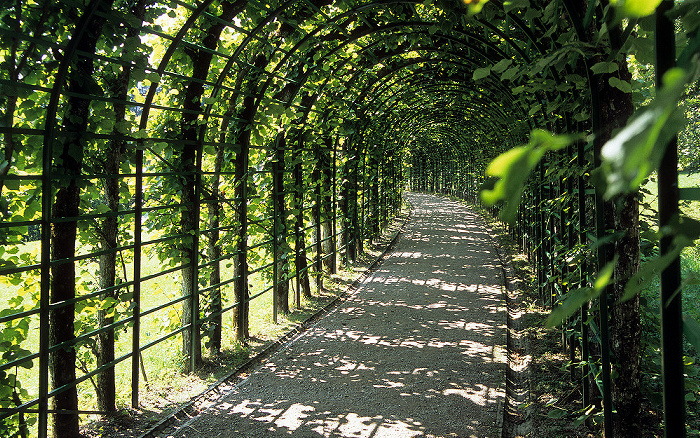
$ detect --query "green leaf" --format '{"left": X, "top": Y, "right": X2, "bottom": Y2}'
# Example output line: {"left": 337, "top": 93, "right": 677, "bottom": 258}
{"left": 547, "top": 408, "right": 568, "bottom": 419}
{"left": 480, "top": 130, "right": 576, "bottom": 223}
{"left": 598, "top": 67, "right": 691, "bottom": 198}
{"left": 501, "top": 66, "right": 520, "bottom": 81}
{"left": 492, "top": 58, "right": 513, "bottom": 73}
{"left": 547, "top": 290, "right": 599, "bottom": 328}
{"left": 3, "top": 179, "right": 19, "bottom": 191}
{"left": 465, "top": 0, "right": 490, "bottom": 16}
{"left": 609, "top": 76, "right": 633, "bottom": 93}
{"left": 611, "top": 0, "right": 663, "bottom": 18}
{"left": 473, "top": 66, "right": 491, "bottom": 80}
{"left": 547, "top": 258, "right": 616, "bottom": 328}
{"left": 621, "top": 215, "right": 700, "bottom": 302}
{"left": 684, "top": 315, "right": 700, "bottom": 353}
{"left": 591, "top": 61, "right": 619, "bottom": 74}
{"left": 528, "top": 103, "right": 542, "bottom": 117}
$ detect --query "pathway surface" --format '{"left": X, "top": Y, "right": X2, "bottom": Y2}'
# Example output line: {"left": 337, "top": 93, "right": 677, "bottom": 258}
{"left": 162, "top": 192, "right": 507, "bottom": 438}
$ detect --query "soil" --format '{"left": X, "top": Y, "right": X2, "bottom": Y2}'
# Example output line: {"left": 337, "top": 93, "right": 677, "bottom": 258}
{"left": 151, "top": 193, "right": 508, "bottom": 438}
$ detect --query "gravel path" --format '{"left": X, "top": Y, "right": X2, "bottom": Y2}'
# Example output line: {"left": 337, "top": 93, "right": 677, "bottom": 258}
{"left": 163, "top": 192, "right": 506, "bottom": 438}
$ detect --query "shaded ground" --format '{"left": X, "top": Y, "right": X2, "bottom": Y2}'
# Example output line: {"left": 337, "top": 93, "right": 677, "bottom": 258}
{"left": 157, "top": 192, "right": 507, "bottom": 438}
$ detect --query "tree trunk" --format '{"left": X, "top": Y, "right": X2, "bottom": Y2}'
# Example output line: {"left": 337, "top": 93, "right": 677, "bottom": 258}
{"left": 597, "top": 55, "right": 640, "bottom": 437}
{"left": 312, "top": 149, "right": 323, "bottom": 291}
{"left": 369, "top": 153, "right": 380, "bottom": 238}
{"left": 274, "top": 133, "right": 289, "bottom": 314}
{"left": 50, "top": 185, "right": 80, "bottom": 438}
{"left": 294, "top": 133, "right": 312, "bottom": 299}
{"left": 179, "top": 0, "right": 244, "bottom": 371}
{"left": 611, "top": 193, "right": 641, "bottom": 436}
{"left": 603, "top": 62, "right": 640, "bottom": 438}
{"left": 96, "top": 0, "right": 145, "bottom": 412}
{"left": 338, "top": 145, "right": 350, "bottom": 268}
{"left": 232, "top": 90, "right": 256, "bottom": 341}
{"left": 347, "top": 141, "right": 360, "bottom": 261}
{"left": 320, "top": 138, "right": 334, "bottom": 272}
{"left": 50, "top": 2, "right": 112, "bottom": 435}
{"left": 207, "top": 143, "right": 223, "bottom": 356}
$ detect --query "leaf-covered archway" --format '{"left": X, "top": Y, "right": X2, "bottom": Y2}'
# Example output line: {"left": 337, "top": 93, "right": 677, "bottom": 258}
{"left": 1, "top": 0, "right": 699, "bottom": 436}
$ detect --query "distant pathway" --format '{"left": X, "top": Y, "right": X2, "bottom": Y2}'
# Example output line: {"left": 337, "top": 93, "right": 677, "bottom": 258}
{"left": 163, "top": 192, "right": 506, "bottom": 438}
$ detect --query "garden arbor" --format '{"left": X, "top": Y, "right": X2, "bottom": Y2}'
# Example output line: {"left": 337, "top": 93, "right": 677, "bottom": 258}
{"left": 1, "top": 0, "right": 699, "bottom": 437}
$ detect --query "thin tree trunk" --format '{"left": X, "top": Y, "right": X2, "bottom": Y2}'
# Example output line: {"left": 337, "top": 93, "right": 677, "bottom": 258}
{"left": 294, "top": 132, "right": 312, "bottom": 299}
{"left": 320, "top": 138, "right": 333, "bottom": 272}
{"left": 232, "top": 89, "right": 257, "bottom": 341}
{"left": 338, "top": 145, "right": 349, "bottom": 268}
{"left": 179, "top": 0, "right": 244, "bottom": 371}
{"left": 312, "top": 148, "right": 323, "bottom": 291}
{"left": 274, "top": 133, "right": 289, "bottom": 313}
{"left": 207, "top": 143, "right": 223, "bottom": 355}
{"left": 95, "top": 0, "right": 145, "bottom": 412}
{"left": 50, "top": 2, "right": 112, "bottom": 435}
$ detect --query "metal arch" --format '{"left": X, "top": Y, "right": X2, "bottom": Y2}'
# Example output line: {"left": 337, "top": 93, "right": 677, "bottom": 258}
{"left": 349, "top": 72, "right": 522, "bottom": 140}
{"left": 209, "top": 0, "right": 546, "bottom": 122}
{"left": 360, "top": 90, "right": 516, "bottom": 146}
{"left": 354, "top": 61, "right": 518, "bottom": 119}
{"left": 208, "top": 0, "right": 572, "bottom": 164}
{"left": 221, "top": 18, "right": 526, "bottom": 139}
{"left": 365, "top": 103, "right": 513, "bottom": 158}
{"left": 307, "top": 41, "right": 523, "bottom": 132}
{"left": 356, "top": 99, "right": 514, "bottom": 167}
{"left": 352, "top": 51, "right": 518, "bottom": 108}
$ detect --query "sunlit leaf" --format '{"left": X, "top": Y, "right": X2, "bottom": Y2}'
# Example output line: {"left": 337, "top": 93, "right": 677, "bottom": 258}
{"left": 611, "top": 0, "right": 663, "bottom": 17}
{"left": 598, "top": 67, "right": 691, "bottom": 198}
{"left": 481, "top": 130, "right": 576, "bottom": 223}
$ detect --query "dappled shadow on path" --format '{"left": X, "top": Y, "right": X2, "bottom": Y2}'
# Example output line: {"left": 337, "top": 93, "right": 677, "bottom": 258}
{"left": 165, "top": 192, "right": 506, "bottom": 438}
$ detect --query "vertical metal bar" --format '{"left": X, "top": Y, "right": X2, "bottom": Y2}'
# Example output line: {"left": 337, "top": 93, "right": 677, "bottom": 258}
{"left": 38, "top": 147, "right": 51, "bottom": 438}
{"left": 591, "top": 76, "right": 614, "bottom": 437}
{"left": 272, "top": 137, "right": 279, "bottom": 324}
{"left": 578, "top": 137, "right": 591, "bottom": 411}
{"left": 132, "top": 142, "right": 143, "bottom": 409}
{"left": 656, "top": 2, "right": 686, "bottom": 436}
{"left": 190, "top": 132, "right": 204, "bottom": 372}
{"left": 331, "top": 139, "right": 338, "bottom": 274}
{"left": 39, "top": 69, "right": 54, "bottom": 438}
{"left": 314, "top": 143, "right": 322, "bottom": 291}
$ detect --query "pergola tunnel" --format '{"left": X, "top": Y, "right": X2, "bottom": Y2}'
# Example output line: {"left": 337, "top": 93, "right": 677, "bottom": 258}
{"left": 1, "top": 0, "right": 699, "bottom": 437}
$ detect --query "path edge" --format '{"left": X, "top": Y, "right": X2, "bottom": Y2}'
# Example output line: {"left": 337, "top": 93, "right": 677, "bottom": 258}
{"left": 437, "top": 193, "right": 533, "bottom": 438}
{"left": 475, "top": 208, "right": 533, "bottom": 438}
